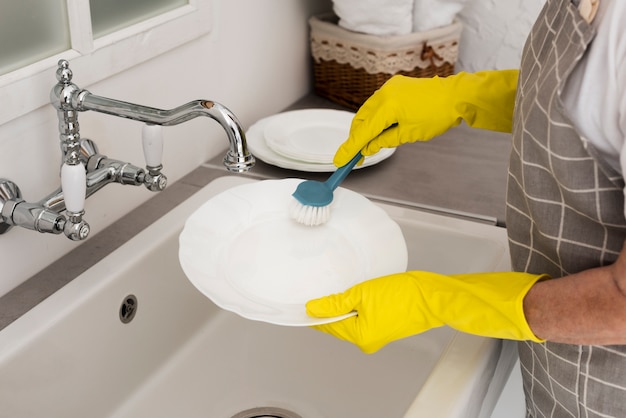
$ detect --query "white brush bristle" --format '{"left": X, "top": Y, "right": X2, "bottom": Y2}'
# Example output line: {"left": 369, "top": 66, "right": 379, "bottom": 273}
{"left": 289, "top": 198, "right": 331, "bottom": 226}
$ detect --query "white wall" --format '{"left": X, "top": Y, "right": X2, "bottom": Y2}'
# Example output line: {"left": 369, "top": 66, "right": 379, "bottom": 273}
{"left": 457, "top": 0, "right": 545, "bottom": 71}
{"left": 0, "top": 0, "right": 333, "bottom": 297}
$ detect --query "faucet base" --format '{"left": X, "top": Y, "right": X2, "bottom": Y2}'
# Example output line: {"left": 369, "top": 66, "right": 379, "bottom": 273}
{"left": 0, "top": 180, "right": 21, "bottom": 234}
{"left": 224, "top": 152, "right": 255, "bottom": 173}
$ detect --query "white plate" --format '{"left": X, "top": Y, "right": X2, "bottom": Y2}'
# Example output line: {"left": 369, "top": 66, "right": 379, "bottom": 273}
{"left": 264, "top": 109, "right": 354, "bottom": 164}
{"left": 179, "top": 179, "right": 408, "bottom": 326}
{"left": 246, "top": 111, "right": 395, "bottom": 172}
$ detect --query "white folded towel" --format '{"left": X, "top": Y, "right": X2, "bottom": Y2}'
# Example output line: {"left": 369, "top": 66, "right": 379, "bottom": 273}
{"left": 413, "top": 0, "right": 469, "bottom": 32}
{"left": 332, "top": 0, "right": 415, "bottom": 36}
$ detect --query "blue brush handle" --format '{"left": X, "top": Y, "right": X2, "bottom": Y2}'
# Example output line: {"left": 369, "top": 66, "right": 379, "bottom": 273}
{"left": 325, "top": 151, "right": 363, "bottom": 191}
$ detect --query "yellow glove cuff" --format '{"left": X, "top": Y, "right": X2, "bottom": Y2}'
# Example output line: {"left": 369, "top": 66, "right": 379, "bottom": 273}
{"left": 442, "top": 272, "right": 548, "bottom": 342}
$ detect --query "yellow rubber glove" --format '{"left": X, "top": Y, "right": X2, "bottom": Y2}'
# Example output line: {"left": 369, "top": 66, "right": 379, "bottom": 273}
{"left": 306, "top": 271, "right": 548, "bottom": 354}
{"left": 334, "top": 70, "right": 519, "bottom": 166}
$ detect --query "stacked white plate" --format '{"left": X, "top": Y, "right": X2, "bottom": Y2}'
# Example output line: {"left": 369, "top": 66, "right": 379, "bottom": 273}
{"left": 246, "top": 109, "right": 395, "bottom": 172}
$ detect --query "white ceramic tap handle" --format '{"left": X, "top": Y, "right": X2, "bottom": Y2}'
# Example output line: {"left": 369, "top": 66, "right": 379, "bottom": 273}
{"left": 61, "top": 163, "right": 86, "bottom": 213}
{"left": 142, "top": 124, "right": 163, "bottom": 168}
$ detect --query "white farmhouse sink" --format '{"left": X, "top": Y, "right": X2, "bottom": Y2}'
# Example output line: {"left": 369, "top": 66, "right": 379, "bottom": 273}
{"left": 0, "top": 176, "right": 517, "bottom": 418}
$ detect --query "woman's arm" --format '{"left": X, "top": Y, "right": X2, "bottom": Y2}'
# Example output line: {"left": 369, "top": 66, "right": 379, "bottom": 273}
{"left": 524, "top": 240, "right": 626, "bottom": 344}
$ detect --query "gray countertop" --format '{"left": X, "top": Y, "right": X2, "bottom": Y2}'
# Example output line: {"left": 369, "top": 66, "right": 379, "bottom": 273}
{"left": 0, "top": 94, "right": 512, "bottom": 331}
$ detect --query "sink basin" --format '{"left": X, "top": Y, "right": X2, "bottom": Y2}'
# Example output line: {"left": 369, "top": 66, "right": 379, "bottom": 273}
{"left": 0, "top": 176, "right": 517, "bottom": 418}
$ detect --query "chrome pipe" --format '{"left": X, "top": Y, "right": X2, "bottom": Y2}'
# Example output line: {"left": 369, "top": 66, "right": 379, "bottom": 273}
{"left": 76, "top": 94, "right": 255, "bottom": 172}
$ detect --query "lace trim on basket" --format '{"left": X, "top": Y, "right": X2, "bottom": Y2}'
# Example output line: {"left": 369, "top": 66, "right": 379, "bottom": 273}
{"left": 311, "top": 35, "right": 459, "bottom": 75}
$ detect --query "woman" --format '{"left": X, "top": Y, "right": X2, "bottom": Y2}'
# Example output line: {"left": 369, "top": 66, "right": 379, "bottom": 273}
{"left": 306, "top": 0, "right": 626, "bottom": 415}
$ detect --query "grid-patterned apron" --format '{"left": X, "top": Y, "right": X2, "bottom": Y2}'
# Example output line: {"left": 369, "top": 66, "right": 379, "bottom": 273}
{"left": 506, "top": 0, "right": 626, "bottom": 416}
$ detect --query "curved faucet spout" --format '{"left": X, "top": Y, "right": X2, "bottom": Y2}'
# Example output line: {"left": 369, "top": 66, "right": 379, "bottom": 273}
{"left": 73, "top": 92, "right": 255, "bottom": 172}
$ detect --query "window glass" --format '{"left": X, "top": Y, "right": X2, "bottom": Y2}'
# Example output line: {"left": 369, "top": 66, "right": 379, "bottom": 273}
{"left": 0, "top": 0, "right": 70, "bottom": 76}
{"left": 90, "top": 0, "right": 189, "bottom": 38}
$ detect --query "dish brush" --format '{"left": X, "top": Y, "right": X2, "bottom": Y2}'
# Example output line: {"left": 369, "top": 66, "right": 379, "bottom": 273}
{"left": 289, "top": 151, "right": 362, "bottom": 226}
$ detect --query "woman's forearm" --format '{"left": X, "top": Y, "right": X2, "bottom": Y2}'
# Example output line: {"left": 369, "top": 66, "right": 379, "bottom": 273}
{"left": 523, "top": 250, "right": 626, "bottom": 344}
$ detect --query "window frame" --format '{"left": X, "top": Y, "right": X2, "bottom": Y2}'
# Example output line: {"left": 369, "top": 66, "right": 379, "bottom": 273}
{"left": 0, "top": 0, "right": 211, "bottom": 126}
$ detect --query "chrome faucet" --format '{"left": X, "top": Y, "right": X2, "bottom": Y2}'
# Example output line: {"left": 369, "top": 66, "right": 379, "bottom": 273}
{"left": 0, "top": 59, "right": 255, "bottom": 241}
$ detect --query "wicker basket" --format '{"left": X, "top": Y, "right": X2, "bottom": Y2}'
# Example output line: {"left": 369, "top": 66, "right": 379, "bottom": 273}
{"left": 310, "top": 13, "right": 462, "bottom": 110}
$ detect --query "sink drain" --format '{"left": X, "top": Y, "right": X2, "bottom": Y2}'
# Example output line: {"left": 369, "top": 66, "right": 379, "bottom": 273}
{"left": 230, "top": 407, "right": 303, "bottom": 418}
{"left": 119, "top": 294, "right": 138, "bottom": 324}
